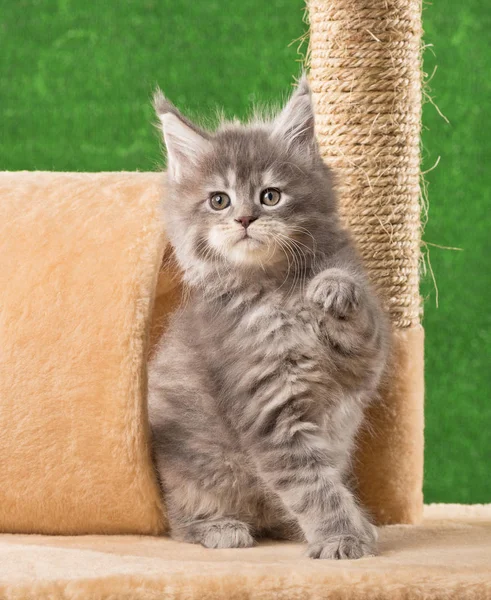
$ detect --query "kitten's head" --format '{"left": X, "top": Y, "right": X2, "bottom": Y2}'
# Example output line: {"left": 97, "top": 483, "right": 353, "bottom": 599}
{"left": 154, "top": 77, "right": 338, "bottom": 279}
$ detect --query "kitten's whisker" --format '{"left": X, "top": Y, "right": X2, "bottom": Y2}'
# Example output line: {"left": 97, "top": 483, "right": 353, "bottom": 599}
{"left": 287, "top": 226, "right": 318, "bottom": 256}
{"left": 261, "top": 236, "right": 278, "bottom": 268}
{"left": 286, "top": 228, "right": 319, "bottom": 274}
{"left": 274, "top": 233, "right": 311, "bottom": 298}
{"left": 285, "top": 235, "right": 315, "bottom": 257}
{"left": 273, "top": 234, "right": 300, "bottom": 301}
{"left": 270, "top": 234, "right": 293, "bottom": 294}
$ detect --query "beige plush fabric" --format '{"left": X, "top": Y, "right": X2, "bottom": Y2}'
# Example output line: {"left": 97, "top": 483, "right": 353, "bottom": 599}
{"left": 355, "top": 326, "right": 425, "bottom": 525}
{"left": 0, "top": 172, "right": 176, "bottom": 535}
{"left": 0, "top": 505, "right": 490, "bottom": 600}
{"left": 0, "top": 171, "right": 423, "bottom": 534}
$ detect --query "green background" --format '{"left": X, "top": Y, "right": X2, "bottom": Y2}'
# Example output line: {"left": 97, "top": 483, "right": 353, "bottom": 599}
{"left": 1, "top": 0, "right": 489, "bottom": 502}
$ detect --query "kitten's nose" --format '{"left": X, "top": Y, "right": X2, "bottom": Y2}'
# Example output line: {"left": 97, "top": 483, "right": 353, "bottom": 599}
{"left": 235, "top": 216, "right": 257, "bottom": 229}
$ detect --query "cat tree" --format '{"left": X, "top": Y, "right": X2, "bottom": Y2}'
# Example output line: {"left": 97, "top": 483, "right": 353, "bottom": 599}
{"left": 0, "top": 0, "right": 426, "bottom": 540}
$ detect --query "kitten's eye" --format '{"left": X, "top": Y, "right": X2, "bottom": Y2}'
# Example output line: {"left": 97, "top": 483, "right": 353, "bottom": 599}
{"left": 260, "top": 188, "right": 281, "bottom": 207}
{"left": 209, "top": 192, "right": 231, "bottom": 211}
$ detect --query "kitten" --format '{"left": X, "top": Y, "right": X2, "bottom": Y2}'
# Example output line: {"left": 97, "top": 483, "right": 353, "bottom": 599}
{"left": 148, "top": 77, "right": 390, "bottom": 560}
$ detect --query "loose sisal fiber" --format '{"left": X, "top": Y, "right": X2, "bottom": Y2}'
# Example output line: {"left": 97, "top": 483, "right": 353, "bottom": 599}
{"left": 308, "top": 0, "right": 425, "bottom": 524}
{"left": 308, "top": 0, "right": 422, "bottom": 328}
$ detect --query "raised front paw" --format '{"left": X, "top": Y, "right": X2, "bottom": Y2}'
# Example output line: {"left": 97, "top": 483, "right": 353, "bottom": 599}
{"left": 307, "top": 533, "right": 375, "bottom": 560}
{"left": 306, "top": 269, "right": 362, "bottom": 319}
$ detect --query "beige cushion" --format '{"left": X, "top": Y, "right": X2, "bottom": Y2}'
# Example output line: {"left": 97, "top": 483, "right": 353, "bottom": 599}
{"left": 0, "top": 172, "right": 182, "bottom": 535}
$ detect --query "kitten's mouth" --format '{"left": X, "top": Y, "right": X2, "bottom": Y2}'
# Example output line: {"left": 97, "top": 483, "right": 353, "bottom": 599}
{"left": 237, "top": 234, "right": 261, "bottom": 246}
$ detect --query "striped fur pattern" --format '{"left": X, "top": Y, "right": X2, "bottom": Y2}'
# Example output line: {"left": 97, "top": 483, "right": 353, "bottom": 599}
{"left": 149, "top": 78, "right": 390, "bottom": 559}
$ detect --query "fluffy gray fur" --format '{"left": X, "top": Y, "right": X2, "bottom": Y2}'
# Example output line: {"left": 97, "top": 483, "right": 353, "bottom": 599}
{"left": 148, "top": 77, "right": 390, "bottom": 560}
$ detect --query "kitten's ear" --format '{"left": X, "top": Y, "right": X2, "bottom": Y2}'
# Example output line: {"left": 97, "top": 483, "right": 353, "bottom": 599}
{"left": 153, "top": 88, "right": 212, "bottom": 182}
{"left": 271, "top": 75, "right": 316, "bottom": 151}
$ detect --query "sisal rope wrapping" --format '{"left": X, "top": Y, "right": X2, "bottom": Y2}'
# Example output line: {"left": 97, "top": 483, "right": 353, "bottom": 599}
{"left": 308, "top": 0, "right": 422, "bottom": 328}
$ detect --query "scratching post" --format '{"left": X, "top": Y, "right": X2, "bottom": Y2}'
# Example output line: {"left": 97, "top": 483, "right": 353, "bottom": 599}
{"left": 309, "top": 0, "right": 425, "bottom": 523}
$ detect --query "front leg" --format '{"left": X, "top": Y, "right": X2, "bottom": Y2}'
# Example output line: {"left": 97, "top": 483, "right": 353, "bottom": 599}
{"left": 244, "top": 422, "right": 377, "bottom": 559}
{"left": 236, "top": 349, "right": 377, "bottom": 558}
{"left": 306, "top": 267, "right": 389, "bottom": 392}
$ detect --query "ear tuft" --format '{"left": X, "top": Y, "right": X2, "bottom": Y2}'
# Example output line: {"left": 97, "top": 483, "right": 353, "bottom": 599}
{"left": 153, "top": 88, "right": 211, "bottom": 182}
{"left": 295, "top": 73, "right": 311, "bottom": 98}
{"left": 272, "top": 75, "right": 316, "bottom": 151}
{"left": 153, "top": 87, "right": 177, "bottom": 117}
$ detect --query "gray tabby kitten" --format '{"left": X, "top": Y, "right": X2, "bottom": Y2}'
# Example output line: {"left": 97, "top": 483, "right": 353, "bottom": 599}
{"left": 148, "top": 77, "right": 390, "bottom": 560}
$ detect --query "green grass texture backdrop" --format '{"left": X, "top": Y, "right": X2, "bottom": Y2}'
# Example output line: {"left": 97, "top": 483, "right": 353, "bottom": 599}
{"left": 1, "top": 0, "right": 489, "bottom": 503}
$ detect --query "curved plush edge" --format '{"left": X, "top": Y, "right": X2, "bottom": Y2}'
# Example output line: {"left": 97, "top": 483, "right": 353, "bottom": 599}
{"left": 0, "top": 172, "right": 175, "bottom": 534}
